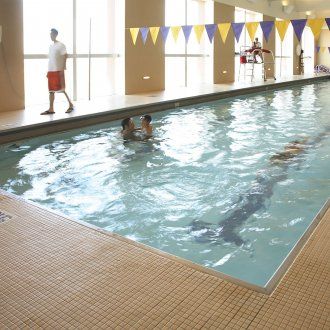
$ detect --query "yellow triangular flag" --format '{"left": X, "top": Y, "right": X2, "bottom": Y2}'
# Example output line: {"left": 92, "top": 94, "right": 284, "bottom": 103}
{"left": 171, "top": 26, "right": 181, "bottom": 42}
{"left": 307, "top": 18, "right": 324, "bottom": 39}
{"left": 194, "top": 25, "right": 205, "bottom": 43}
{"left": 218, "top": 23, "right": 231, "bottom": 43}
{"left": 320, "top": 46, "right": 326, "bottom": 53}
{"left": 130, "top": 28, "right": 139, "bottom": 45}
{"left": 245, "top": 22, "right": 259, "bottom": 42}
{"left": 275, "top": 20, "right": 290, "bottom": 42}
{"left": 150, "top": 27, "right": 160, "bottom": 45}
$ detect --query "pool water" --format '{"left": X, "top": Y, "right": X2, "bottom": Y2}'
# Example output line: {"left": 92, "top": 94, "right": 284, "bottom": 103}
{"left": 0, "top": 82, "right": 329, "bottom": 286}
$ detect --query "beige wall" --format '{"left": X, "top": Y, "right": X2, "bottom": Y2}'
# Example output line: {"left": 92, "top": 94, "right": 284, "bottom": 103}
{"left": 125, "top": 0, "right": 165, "bottom": 94}
{"left": 262, "top": 15, "right": 276, "bottom": 79}
{"left": 214, "top": 3, "right": 235, "bottom": 84}
{"left": 316, "top": 30, "right": 330, "bottom": 68}
{"left": 0, "top": 0, "right": 24, "bottom": 112}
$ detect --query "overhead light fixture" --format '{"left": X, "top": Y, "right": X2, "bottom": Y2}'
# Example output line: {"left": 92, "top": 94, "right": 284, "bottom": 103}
{"left": 143, "top": 76, "right": 151, "bottom": 80}
{"left": 282, "top": 4, "right": 295, "bottom": 14}
{"left": 305, "top": 11, "right": 312, "bottom": 16}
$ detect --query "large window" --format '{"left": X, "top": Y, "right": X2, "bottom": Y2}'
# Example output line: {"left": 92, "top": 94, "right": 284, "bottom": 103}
{"left": 301, "top": 27, "right": 315, "bottom": 74}
{"left": 23, "top": 0, "right": 124, "bottom": 106}
{"left": 235, "top": 7, "right": 263, "bottom": 81}
{"left": 275, "top": 19, "right": 293, "bottom": 77}
{"left": 165, "top": 0, "right": 214, "bottom": 89}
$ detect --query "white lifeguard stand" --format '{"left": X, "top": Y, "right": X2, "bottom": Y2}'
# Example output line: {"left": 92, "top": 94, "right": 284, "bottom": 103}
{"left": 238, "top": 46, "right": 276, "bottom": 82}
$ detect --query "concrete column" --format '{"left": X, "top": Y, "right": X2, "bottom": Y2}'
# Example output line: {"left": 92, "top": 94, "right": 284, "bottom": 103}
{"left": 214, "top": 2, "right": 235, "bottom": 84}
{"left": 292, "top": 34, "right": 300, "bottom": 75}
{"left": 262, "top": 15, "right": 275, "bottom": 78}
{"left": 0, "top": 0, "right": 24, "bottom": 112}
{"left": 125, "top": 0, "right": 165, "bottom": 94}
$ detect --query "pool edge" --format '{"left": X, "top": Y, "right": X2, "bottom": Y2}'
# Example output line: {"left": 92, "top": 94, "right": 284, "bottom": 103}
{"left": 1, "top": 74, "right": 329, "bottom": 145}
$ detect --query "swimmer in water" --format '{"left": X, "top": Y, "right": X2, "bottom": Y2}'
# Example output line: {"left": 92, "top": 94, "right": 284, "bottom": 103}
{"left": 270, "top": 139, "right": 307, "bottom": 164}
{"left": 121, "top": 118, "right": 137, "bottom": 140}
{"left": 140, "top": 114, "right": 153, "bottom": 137}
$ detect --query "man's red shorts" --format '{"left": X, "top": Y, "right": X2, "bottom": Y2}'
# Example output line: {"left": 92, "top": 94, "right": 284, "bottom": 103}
{"left": 47, "top": 71, "right": 65, "bottom": 92}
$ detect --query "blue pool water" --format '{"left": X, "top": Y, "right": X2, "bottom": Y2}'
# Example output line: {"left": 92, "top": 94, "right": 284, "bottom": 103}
{"left": 0, "top": 82, "right": 329, "bottom": 286}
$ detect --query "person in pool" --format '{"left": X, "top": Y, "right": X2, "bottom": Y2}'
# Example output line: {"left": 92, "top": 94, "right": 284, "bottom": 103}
{"left": 121, "top": 118, "right": 137, "bottom": 139}
{"left": 139, "top": 114, "right": 153, "bottom": 137}
{"left": 270, "top": 139, "right": 307, "bottom": 164}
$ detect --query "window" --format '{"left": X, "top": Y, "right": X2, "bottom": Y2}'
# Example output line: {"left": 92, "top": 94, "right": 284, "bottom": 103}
{"left": 275, "top": 19, "right": 293, "bottom": 77}
{"left": 23, "top": 0, "right": 124, "bottom": 106}
{"left": 301, "top": 27, "right": 315, "bottom": 74}
{"left": 165, "top": 0, "right": 214, "bottom": 89}
{"left": 235, "top": 7, "right": 263, "bottom": 81}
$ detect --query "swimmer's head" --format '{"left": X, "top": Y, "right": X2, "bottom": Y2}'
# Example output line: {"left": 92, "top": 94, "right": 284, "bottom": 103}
{"left": 140, "top": 114, "right": 152, "bottom": 124}
{"left": 121, "top": 118, "right": 134, "bottom": 130}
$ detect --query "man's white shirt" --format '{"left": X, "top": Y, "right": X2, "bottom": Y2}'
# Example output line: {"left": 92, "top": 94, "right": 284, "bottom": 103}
{"left": 48, "top": 42, "right": 67, "bottom": 72}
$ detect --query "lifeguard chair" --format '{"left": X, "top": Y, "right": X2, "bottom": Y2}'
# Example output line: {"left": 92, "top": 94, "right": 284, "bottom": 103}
{"left": 238, "top": 46, "right": 276, "bottom": 82}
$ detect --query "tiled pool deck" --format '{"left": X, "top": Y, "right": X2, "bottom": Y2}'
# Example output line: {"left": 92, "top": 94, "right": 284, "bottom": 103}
{"left": 0, "top": 190, "right": 329, "bottom": 329}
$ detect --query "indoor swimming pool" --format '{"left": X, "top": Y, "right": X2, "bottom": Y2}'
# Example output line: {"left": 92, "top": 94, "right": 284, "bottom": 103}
{"left": 0, "top": 81, "right": 329, "bottom": 286}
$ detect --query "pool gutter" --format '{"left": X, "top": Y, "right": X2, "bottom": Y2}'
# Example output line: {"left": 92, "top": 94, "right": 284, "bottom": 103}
{"left": 1, "top": 75, "right": 329, "bottom": 145}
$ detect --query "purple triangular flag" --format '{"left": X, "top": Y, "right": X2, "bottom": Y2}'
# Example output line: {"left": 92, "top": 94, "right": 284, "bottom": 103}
{"left": 140, "top": 27, "right": 149, "bottom": 44}
{"left": 325, "top": 18, "right": 330, "bottom": 30}
{"left": 231, "top": 23, "right": 244, "bottom": 42}
{"left": 260, "top": 21, "right": 274, "bottom": 42}
{"left": 205, "top": 24, "right": 217, "bottom": 43}
{"left": 182, "top": 25, "right": 193, "bottom": 43}
{"left": 316, "top": 46, "right": 320, "bottom": 53}
{"left": 160, "top": 26, "right": 170, "bottom": 43}
{"left": 291, "top": 19, "right": 307, "bottom": 41}
{"left": 328, "top": 47, "right": 330, "bottom": 54}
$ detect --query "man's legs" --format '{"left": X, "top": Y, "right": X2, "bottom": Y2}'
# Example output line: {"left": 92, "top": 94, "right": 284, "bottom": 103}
{"left": 41, "top": 92, "right": 55, "bottom": 115}
{"left": 63, "top": 91, "right": 74, "bottom": 108}
{"left": 49, "top": 92, "right": 55, "bottom": 112}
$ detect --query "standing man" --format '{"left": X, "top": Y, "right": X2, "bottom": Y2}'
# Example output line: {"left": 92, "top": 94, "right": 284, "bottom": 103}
{"left": 41, "top": 28, "right": 74, "bottom": 115}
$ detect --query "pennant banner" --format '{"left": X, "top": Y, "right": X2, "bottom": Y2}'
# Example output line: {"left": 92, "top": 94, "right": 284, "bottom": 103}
{"left": 275, "top": 20, "right": 290, "bottom": 42}
{"left": 329, "top": 47, "right": 330, "bottom": 54}
{"left": 160, "top": 26, "right": 170, "bottom": 43}
{"left": 171, "top": 26, "right": 181, "bottom": 42}
{"left": 308, "top": 18, "right": 324, "bottom": 39}
{"left": 194, "top": 25, "right": 205, "bottom": 43}
{"left": 140, "top": 27, "right": 149, "bottom": 44}
{"left": 326, "top": 18, "right": 330, "bottom": 30}
{"left": 218, "top": 23, "right": 231, "bottom": 43}
{"left": 291, "top": 19, "right": 307, "bottom": 41}
{"left": 316, "top": 46, "right": 320, "bottom": 53}
{"left": 260, "top": 21, "right": 274, "bottom": 42}
{"left": 205, "top": 24, "right": 217, "bottom": 43}
{"left": 130, "top": 28, "right": 139, "bottom": 45}
{"left": 232, "top": 22, "right": 245, "bottom": 42}
{"left": 320, "top": 46, "right": 326, "bottom": 53}
{"left": 245, "top": 22, "right": 259, "bottom": 42}
{"left": 182, "top": 25, "right": 193, "bottom": 43}
{"left": 150, "top": 27, "right": 160, "bottom": 45}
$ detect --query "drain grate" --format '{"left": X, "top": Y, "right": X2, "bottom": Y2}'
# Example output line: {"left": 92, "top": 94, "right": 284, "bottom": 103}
{"left": 0, "top": 211, "right": 12, "bottom": 224}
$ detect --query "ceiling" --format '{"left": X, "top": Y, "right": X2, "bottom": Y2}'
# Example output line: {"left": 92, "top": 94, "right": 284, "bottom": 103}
{"left": 214, "top": 0, "right": 330, "bottom": 19}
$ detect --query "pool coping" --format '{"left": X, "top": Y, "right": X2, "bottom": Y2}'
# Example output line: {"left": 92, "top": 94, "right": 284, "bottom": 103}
{"left": 1, "top": 188, "right": 328, "bottom": 295}
{"left": 1, "top": 74, "right": 329, "bottom": 145}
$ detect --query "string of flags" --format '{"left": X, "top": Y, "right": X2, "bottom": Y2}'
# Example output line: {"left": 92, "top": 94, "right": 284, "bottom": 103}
{"left": 129, "top": 18, "right": 330, "bottom": 46}
{"left": 316, "top": 46, "right": 330, "bottom": 54}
